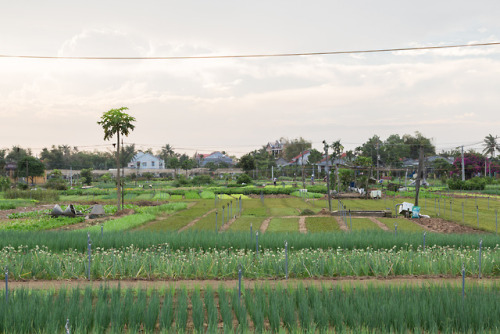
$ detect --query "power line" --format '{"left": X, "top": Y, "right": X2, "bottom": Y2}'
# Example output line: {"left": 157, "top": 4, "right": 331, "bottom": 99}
{"left": 1, "top": 42, "right": 499, "bottom": 60}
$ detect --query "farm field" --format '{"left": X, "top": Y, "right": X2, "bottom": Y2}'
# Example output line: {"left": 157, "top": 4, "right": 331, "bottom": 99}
{"left": 1, "top": 283, "right": 499, "bottom": 333}
{"left": 1, "top": 187, "right": 499, "bottom": 333}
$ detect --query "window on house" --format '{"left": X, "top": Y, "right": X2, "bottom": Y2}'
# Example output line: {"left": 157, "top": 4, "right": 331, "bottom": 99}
{"left": 151, "top": 161, "right": 155, "bottom": 167}
{"left": 142, "top": 162, "right": 147, "bottom": 167}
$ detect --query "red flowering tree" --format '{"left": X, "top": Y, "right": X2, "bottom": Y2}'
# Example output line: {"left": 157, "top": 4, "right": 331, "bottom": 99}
{"left": 450, "top": 152, "right": 500, "bottom": 179}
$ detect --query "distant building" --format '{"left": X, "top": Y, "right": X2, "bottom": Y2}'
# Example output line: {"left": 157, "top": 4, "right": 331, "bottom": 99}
{"left": 289, "top": 150, "right": 311, "bottom": 166}
{"left": 128, "top": 152, "right": 165, "bottom": 169}
{"left": 265, "top": 140, "right": 284, "bottom": 157}
{"left": 196, "top": 152, "right": 234, "bottom": 167}
{"left": 275, "top": 157, "right": 289, "bottom": 167}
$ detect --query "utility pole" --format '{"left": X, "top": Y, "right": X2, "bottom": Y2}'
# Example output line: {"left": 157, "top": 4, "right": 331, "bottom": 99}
{"left": 461, "top": 146, "right": 465, "bottom": 181}
{"left": 376, "top": 142, "right": 380, "bottom": 181}
{"left": 323, "top": 140, "right": 332, "bottom": 212}
{"left": 301, "top": 150, "right": 306, "bottom": 189}
{"left": 26, "top": 160, "right": 29, "bottom": 186}
{"left": 415, "top": 146, "right": 424, "bottom": 206}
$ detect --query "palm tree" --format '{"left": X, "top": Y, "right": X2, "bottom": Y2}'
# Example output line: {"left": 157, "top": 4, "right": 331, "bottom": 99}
{"left": 159, "top": 144, "right": 175, "bottom": 162}
{"left": 483, "top": 134, "right": 499, "bottom": 158}
{"left": 97, "top": 107, "right": 136, "bottom": 210}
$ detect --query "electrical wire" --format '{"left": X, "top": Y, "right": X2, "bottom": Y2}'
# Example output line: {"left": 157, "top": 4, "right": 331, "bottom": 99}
{"left": 1, "top": 42, "right": 499, "bottom": 60}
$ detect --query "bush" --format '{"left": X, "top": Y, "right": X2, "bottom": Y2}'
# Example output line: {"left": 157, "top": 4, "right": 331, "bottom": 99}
{"left": 192, "top": 175, "right": 213, "bottom": 186}
{"left": 236, "top": 174, "right": 253, "bottom": 185}
{"left": 0, "top": 177, "right": 11, "bottom": 191}
{"left": 172, "top": 175, "right": 191, "bottom": 187}
{"left": 17, "top": 182, "right": 29, "bottom": 190}
{"left": 447, "top": 177, "right": 487, "bottom": 190}
{"left": 45, "top": 178, "right": 68, "bottom": 190}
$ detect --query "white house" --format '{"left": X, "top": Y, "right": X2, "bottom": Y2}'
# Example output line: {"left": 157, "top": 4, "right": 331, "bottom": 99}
{"left": 128, "top": 152, "right": 165, "bottom": 169}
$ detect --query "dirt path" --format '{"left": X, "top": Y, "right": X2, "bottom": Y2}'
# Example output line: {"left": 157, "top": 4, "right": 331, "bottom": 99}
{"left": 259, "top": 217, "right": 272, "bottom": 233}
{"left": 220, "top": 215, "right": 238, "bottom": 232}
{"left": 7, "top": 277, "right": 499, "bottom": 290}
{"left": 334, "top": 216, "right": 349, "bottom": 231}
{"left": 368, "top": 217, "right": 390, "bottom": 231}
{"left": 178, "top": 208, "right": 216, "bottom": 232}
{"left": 298, "top": 216, "right": 307, "bottom": 233}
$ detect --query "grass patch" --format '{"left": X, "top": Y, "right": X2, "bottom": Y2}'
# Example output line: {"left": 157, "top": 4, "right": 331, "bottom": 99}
{"left": 144, "top": 201, "right": 212, "bottom": 231}
{"left": 305, "top": 217, "right": 341, "bottom": 232}
{"left": 266, "top": 218, "right": 299, "bottom": 233}
{"left": 378, "top": 218, "right": 424, "bottom": 232}
{"left": 0, "top": 199, "right": 37, "bottom": 210}
{"left": 228, "top": 216, "right": 265, "bottom": 232}
{"left": 349, "top": 218, "right": 380, "bottom": 231}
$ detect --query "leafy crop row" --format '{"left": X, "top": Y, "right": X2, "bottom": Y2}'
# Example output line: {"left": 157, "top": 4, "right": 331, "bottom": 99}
{"left": 0, "top": 230, "right": 496, "bottom": 252}
{"left": 1, "top": 244, "right": 498, "bottom": 280}
{"left": 0, "top": 284, "right": 499, "bottom": 333}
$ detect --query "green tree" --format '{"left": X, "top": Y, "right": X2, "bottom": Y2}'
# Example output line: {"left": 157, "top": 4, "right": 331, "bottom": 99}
{"left": 179, "top": 154, "right": 196, "bottom": 176}
{"left": 100, "top": 173, "right": 112, "bottom": 183}
{"left": 158, "top": 144, "right": 176, "bottom": 163}
{"left": 17, "top": 156, "right": 45, "bottom": 185}
{"left": 329, "top": 140, "right": 344, "bottom": 192}
{"left": 0, "top": 149, "right": 6, "bottom": 171}
{"left": 97, "top": 107, "right": 136, "bottom": 210}
{"left": 0, "top": 177, "right": 11, "bottom": 191}
{"left": 283, "top": 137, "right": 312, "bottom": 161}
{"left": 6, "top": 146, "right": 31, "bottom": 163}
{"left": 120, "top": 144, "right": 136, "bottom": 167}
{"left": 80, "top": 168, "right": 93, "bottom": 186}
{"left": 402, "top": 132, "right": 435, "bottom": 159}
{"left": 383, "top": 134, "right": 408, "bottom": 167}
{"left": 236, "top": 154, "right": 252, "bottom": 173}
{"left": 482, "top": 134, "right": 499, "bottom": 158}
{"left": 308, "top": 149, "right": 323, "bottom": 165}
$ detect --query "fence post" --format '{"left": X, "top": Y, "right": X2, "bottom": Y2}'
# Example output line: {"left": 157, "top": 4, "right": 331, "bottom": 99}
{"left": 394, "top": 223, "right": 397, "bottom": 236}
{"left": 238, "top": 266, "right": 242, "bottom": 302}
{"left": 256, "top": 232, "right": 259, "bottom": 256}
{"left": 479, "top": 239, "right": 482, "bottom": 279}
{"left": 87, "top": 232, "right": 92, "bottom": 280}
{"left": 476, "top": 206, "right": 479, "bottom": 228}
{"left": 239, "top": 196, "right": 242, "bottom": 216}
{"left": 285, "top": 241, "right": 288, "bottom": 280}
{"left": 222, "top": 206, "right": 225, "bottom": 225}
{"left": 462, "top": 264, "right": 465, "bottom": 298}
{"left": 450, "top": 201, "right": 452, "bottom": 220}
{"left": 349, "top": 210, "right": 352, "bottom": 231}
{"left": 423, "top": 232, "right": 426, "bottom": 251}
{"left": 101, "top": 225, "right": 104, "bottom": 238}
{"left": 4, "top": 266, "right": 8, "bottom": 302}
{"left": 215, "top": 210, "right": 218, "bottom": 233}
{"left": 65, "top": 318, "right": 70, "bottom": 334}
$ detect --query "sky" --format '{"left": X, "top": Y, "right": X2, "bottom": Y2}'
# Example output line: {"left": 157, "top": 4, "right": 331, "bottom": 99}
{"left": 1, "top": 1, "right": 500, "bottom": 158}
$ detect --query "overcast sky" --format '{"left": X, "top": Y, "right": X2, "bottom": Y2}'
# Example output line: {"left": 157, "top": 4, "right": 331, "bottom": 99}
{"left": 1, "top": 1, "right": 500, "bottom": 157}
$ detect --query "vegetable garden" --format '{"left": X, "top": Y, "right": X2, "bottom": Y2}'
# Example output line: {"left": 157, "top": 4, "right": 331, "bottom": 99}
{"left": 0, "top": 183, "right": 499, "bottom": 332}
